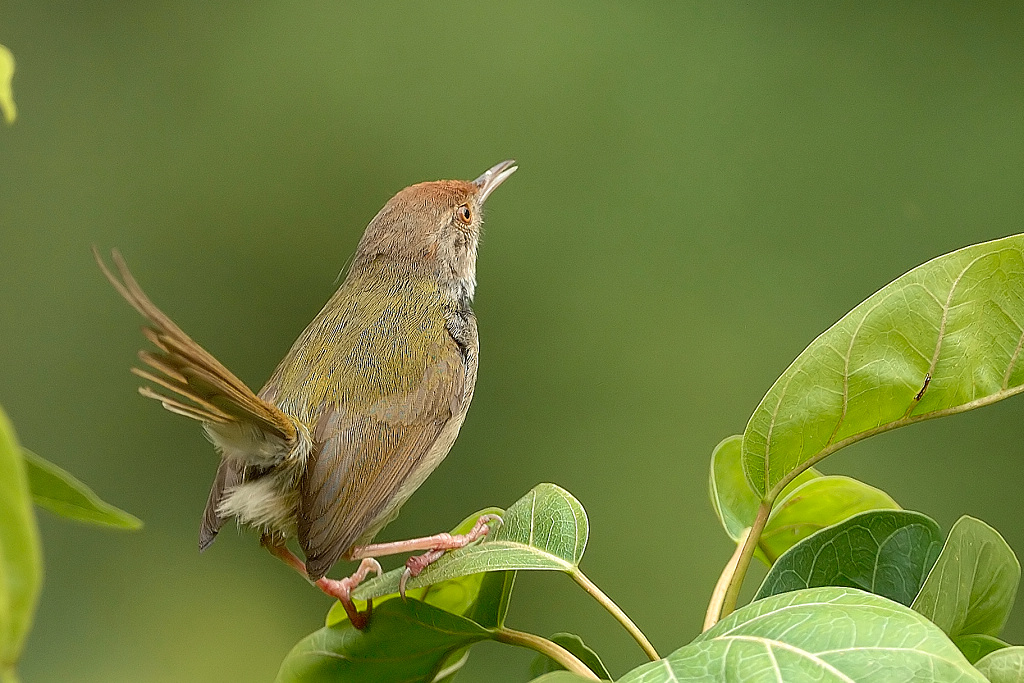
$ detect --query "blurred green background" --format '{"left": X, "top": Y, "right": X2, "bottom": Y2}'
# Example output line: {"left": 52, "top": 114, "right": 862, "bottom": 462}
{"left": 2, "top": 2, "right": 1024, "bottom": 681}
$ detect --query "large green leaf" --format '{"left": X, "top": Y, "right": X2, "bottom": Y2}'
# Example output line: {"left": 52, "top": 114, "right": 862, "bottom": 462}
{"left": 0, "top": 408, "right": 41, "bottom": 682}
{"left": 275, "top": 598, "right": 490, "bottom": 683}
{"left": 755, "top": 510, "right": 943, "bottom": 606}
{"left": 354, "top": 484, "right": 586, "bottom": 600}
{"left": 974, "top": 646, "right": 1024, "bottom": 683}
{"left": 743, "top": 234, "right": 1024, "bottom": 498}
{"left": 22, "top": 449, "right": 142, "bottom": 530}
{"left": 620, "top": 587, "right": 986, "bottom": 682}
{"left": 912, "top": 516, "right": 1020, "bottom": 639}
{"left": 529, "top": 632, "right": 611, "bottom": 680}
{"left": 759, "top": 475, "right": 899, "bottom": 563}
{"left": 0, "top": 44, "right": 14, "bottom": 125}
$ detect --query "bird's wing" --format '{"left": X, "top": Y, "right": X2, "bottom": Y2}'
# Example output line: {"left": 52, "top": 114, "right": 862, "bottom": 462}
{"left": 95, "top": 248, "right": 298, "bottom": 445}
{"left": 297, "top": 332, "right": 470, "bottom": 580}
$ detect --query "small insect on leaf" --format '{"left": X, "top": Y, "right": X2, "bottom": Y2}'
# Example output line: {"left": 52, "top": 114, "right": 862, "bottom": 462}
{"left": 915, "top": 373, "right": 932, "bottom": 401}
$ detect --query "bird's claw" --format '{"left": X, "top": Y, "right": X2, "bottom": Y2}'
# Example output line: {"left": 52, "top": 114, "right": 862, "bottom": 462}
{"left": 316, "top": 557, "right": 382, "bottom": 629}
{"left": 398, "top": 513, "right": 502, "bottom": 599}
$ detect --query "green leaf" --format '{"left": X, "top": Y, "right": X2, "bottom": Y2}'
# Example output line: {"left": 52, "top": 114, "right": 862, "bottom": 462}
{"left": 974, "top": 646, "right": 1024, "bottom": 683}
{"left": 759, "top": 475, "right": 900, "bottom": 563}
{"left": 708, "top": 435, "right": 818, "bottom": 543}
{"left": 325, "top": 507, "right": 503, "bottom": 627}
{"left": 22, "top": 449, "right": 142, "bottom": 530}
{"left": 755, "top": 510, "right": 943, "bottom": 606}
{"left": 620, "top": 587, "right": 986, "bottom": 682}
{"left": 354, "top": 484, "right": 587, "bottom": 601}
{"left": 469, "top": 569, "right": 516, "bottom": 629}
{"left": 275, "top": 598, "right": 489, "bottom": 683}
{"left": 0, "top": 44, "right": 14, "bottom": 125}
{"left": 529, "top": 632, "right": 611, "bottom": 680}
{"left": 953, "top": 634, "right": 1009, "bottom": 665}
{"left": 0, "top": 408, "right": 41, "bottom": 680}
{"left": 912, "top": 516, "right": 1020, "bottom": 639}
{"left": 743, "top": 234, "right": 1024, "bottom": 498}
{"left": 710, "top": 437, "right": 900, "bottom": 565}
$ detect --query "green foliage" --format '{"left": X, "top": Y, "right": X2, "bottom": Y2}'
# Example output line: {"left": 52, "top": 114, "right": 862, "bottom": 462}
{"left": 954, "top": 634, "right": 1010, "bottom": 665}
{"left": 276, "top": 599, "right": 490, "bottom": 683}
{"left": 0, "top": 44, "right": 14, "bottom": 125}
{"left": 709, "top": 436, "right": 898, "bottom": 564}
{"left": 21, "top": 449, "right": 142, "bottom": 529}
{"left": 911, "top": 516, "right": 1020, "bottom": 640}
{"left": 742, "top": 234, "right": 1024, "bottom": 498}
{"left": 529, "top": 633, "right": 611, "bottom": 680}
{"left": 755, "top": 510, "right": 943, "bottom": 606}
{"left": 622, "top": 588, "right": 986, "bottom": 683}
{"left": 0, "top": 407, "right": 139, "bottom": 682}
{"left": 974, "top": 646, "right": 1024, "bottom": 683}
{"left": 0, "top": 409, "right": 40, "bottom": 683}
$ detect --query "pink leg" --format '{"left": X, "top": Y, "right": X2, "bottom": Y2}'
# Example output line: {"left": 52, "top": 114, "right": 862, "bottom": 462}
{"left": 261, "top": 535, "right": 382, "bottom": 629}
{"left": 347, "top": 514, "right": 501, "bottom": 596}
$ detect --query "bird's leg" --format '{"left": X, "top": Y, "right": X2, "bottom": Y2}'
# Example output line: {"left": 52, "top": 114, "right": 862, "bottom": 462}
{"left": 261, "top": 534, "right": 381, "bottom": 629}
{"left": 347, "top": 514, "right": 501, "bottom": 596}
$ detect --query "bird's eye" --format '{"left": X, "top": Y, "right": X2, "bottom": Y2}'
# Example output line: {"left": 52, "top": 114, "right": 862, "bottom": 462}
{"left": 456, "top": 204, "right": 473, "bottom": 225}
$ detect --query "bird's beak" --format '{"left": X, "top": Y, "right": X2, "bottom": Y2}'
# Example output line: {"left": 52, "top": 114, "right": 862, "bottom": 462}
{"left": 474, "top": 160, "right": 518, "bottom": 205}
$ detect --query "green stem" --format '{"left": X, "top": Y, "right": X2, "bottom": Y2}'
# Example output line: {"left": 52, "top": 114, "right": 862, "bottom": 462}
{"left": 492, "top": 627, "right": 599, "bottom": 680}
{"left": 570, "top": 568, "right": 660, "bottom": 661}
{"left": 716, "top": 499, "right": 772, "bottom": 623}
{"left": 703, "top": 526, "right": 751, "bottom": 631}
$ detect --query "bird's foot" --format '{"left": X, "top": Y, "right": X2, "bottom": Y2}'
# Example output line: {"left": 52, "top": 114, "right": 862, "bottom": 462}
{"left": 315, "top": 557, "right": 383, "bottom": 629}
{"left": 399, "top": 514, "right": 502, "bottom": 596}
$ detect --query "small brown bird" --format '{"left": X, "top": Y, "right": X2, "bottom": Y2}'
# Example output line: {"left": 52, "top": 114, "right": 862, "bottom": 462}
{"left": 96, "top": 161, "right": 517, "bottom": 627}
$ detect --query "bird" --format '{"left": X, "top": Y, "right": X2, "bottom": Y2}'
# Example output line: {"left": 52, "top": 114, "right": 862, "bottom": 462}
{"left": 95, "top": 160, "right": 517, "bottom": 628}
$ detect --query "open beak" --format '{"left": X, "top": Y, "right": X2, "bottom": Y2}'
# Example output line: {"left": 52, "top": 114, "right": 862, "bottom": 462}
{"left": 474, "top": 160, "right": 518, "bottom": 204}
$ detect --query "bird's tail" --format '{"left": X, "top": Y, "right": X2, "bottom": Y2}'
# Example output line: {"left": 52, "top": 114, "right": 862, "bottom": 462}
{"left": 94, "top": 247, "right": 298, "bottom": 444}
{"left": 95, "top": 248, "right": 304, "bottom": 548}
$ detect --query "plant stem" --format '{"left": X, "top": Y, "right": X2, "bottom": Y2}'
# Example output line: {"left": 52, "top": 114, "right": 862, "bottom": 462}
{"left": 570, "top": 569, "right": 660, "bottom": 661}
{"left": 492, "top": 627, "right": 599, "bottom": 680}
{"left": 716, "top": 499, "right": 772, "bottom": 623}
{"left": 703, "top": 526, "right": 751, "bottom": 631}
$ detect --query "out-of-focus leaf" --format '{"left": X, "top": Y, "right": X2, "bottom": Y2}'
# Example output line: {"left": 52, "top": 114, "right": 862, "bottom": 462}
{"left": 275, "top": 598, "right": 489, "bottom": 683}
{"left": 912, "top": 516, "right": 1020, "bottom": 639}
{"left": 22, "top": 449, "right": 142, "bottom": 529}
{"left": 755, "top": 509, "right": 943, "bottom": 606}
{"left": 529, "top": 632, "right": 611, "bottom": 680}
{"left": 974, "top": 646, "right": 1024, "bottom": 683}
{"left": 759, "top": 475, "right": 900, "bottom": 563}
{"left": 0, "top": 408, "right": 41, "bottom": 681}
{"left": 0, "top": 44, "right": 15, "bottom": 124}
{"left": 355, "top": 484, "right": 586, "bottom": 600}
{"left": 743, "top": 234, "right": 1024, "bottom": 498}
{"left": 953, "top": 634, "right": 1009, "bottom": 665}
{"left": 620, "top": 588, "right": 986, "bottom": 682}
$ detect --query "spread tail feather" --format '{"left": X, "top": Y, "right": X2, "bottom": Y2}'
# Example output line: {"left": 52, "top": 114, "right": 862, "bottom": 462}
{"left": 94, "top": 246, "right": 297, "bottom": 444}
